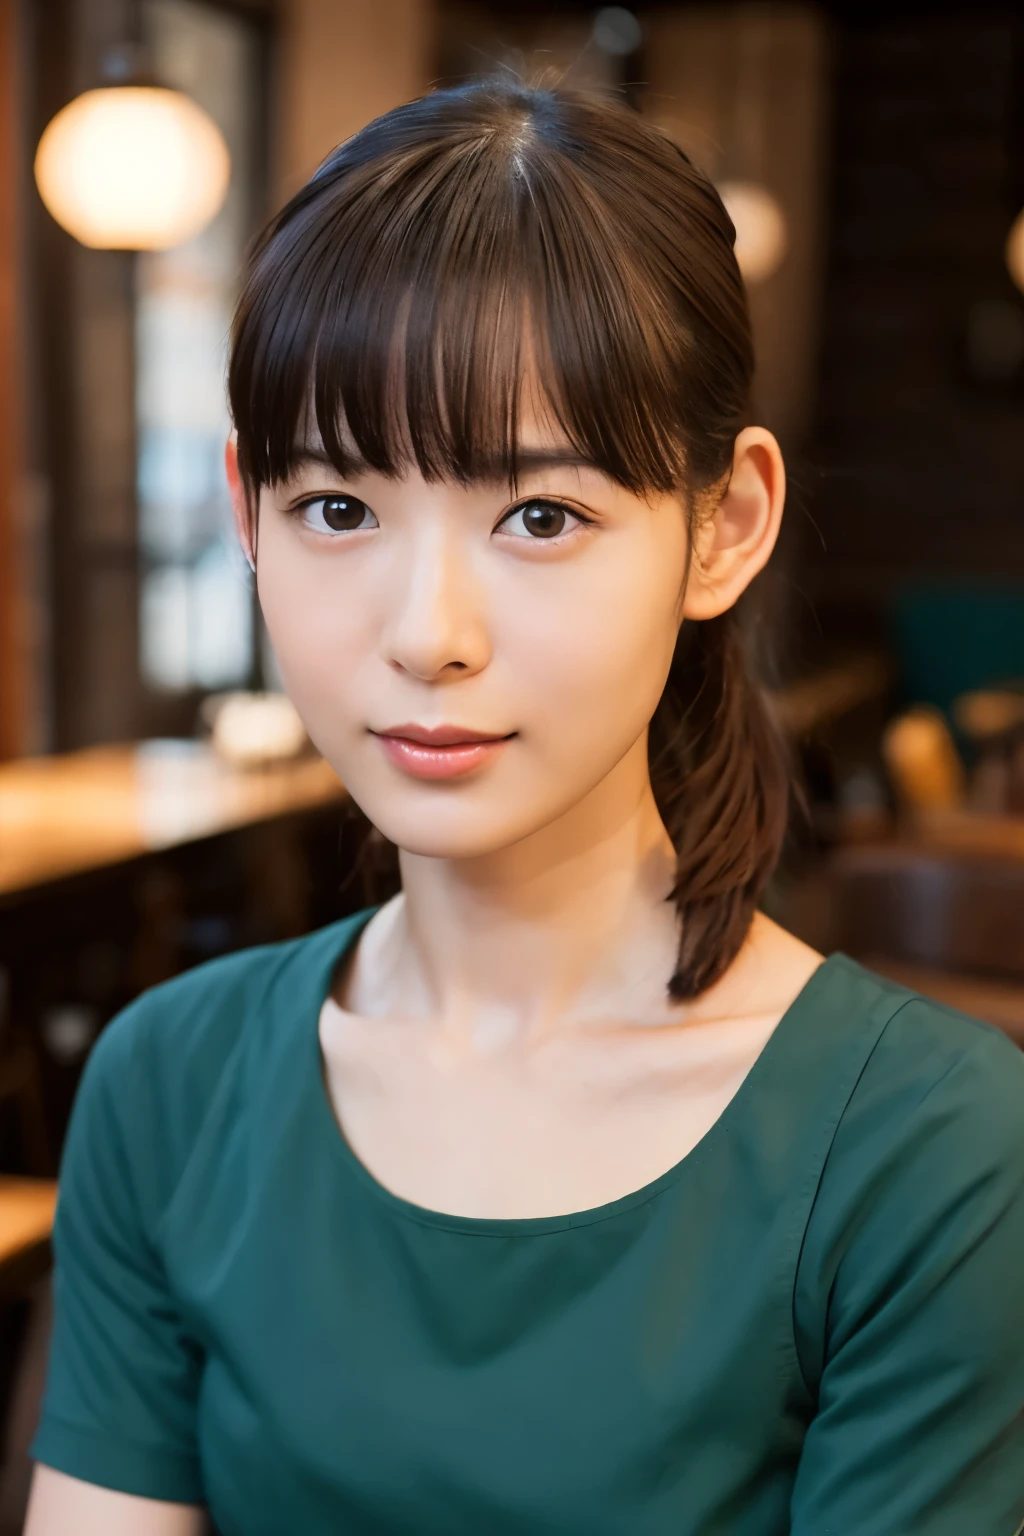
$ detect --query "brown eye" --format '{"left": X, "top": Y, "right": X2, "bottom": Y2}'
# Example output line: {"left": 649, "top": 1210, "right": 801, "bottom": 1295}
{"left": 300, "top": 495, "right": 377, "bottom": 534}
{"left": 502, "top": 499, "right": 578, "bottom": 539}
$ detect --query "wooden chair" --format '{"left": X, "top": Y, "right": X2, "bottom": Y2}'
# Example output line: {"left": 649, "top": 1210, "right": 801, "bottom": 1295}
{"left": 781, "top": 843, "right": 1024, "bottom": 1047}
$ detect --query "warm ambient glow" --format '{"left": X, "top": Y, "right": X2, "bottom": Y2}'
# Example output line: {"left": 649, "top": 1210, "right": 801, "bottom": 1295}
{"left": 34, "top": 86, "right": 230, "bottom": 250}
{"left": 1007, "top": 208, "right": 1024, "bottom": 296}
{"left": 718, "top": 180, "right": 788, "bottom": 285}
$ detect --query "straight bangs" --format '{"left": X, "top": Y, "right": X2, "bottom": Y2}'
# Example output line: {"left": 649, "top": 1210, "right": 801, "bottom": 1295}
{"left": 229, "top": 85, "right": 750, "bottom": 502}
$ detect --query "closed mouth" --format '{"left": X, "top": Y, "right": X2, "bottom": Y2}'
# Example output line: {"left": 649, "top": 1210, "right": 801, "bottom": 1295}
{"left": 373, "top": 724, "right": 515, "bottom": 747}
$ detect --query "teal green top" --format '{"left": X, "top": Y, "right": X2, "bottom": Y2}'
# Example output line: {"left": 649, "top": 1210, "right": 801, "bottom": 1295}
{"left": 32, "top": 908, "right": 1024, "bottom": 1535}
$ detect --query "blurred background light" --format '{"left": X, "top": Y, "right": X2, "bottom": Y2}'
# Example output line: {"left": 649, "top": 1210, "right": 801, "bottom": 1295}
{"left": 718, "top": 179, "right": 788, "bottom": 285}
{"left": 34, "top": 84, "right": 230, "bottom": 250}
{"left": 591, "top": 7, "right": 643, "bottom": 58}
{"left": 1007, "top": 208, "right": 1024, "bottom": 296}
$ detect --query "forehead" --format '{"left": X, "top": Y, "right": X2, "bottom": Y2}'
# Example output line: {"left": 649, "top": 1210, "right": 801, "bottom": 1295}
{"left": 290, "top": 384, "right": 595, "bottom": 485}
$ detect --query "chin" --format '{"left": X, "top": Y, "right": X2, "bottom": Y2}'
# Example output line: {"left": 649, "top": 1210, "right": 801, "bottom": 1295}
{"left": 366, "top": 808, "right": 536, "bottom": 862}
{"left": 346, "top": 785, "right": 551, "bottom": 863}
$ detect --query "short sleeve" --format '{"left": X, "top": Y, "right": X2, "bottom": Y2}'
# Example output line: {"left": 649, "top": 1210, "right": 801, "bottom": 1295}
{"left": 792, "top": 1000, "right": 1024, "bottom": 1535}
{"left": 30, "top": 999, "right": 206, "bottom": 1504}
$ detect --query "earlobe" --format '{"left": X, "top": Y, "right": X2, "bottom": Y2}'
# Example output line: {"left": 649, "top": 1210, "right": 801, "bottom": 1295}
{"left": 681, "top": 427, "right": 785, "bottom": 622}
{"left": 225, "top": 433, "right": 257, "bottom": 572}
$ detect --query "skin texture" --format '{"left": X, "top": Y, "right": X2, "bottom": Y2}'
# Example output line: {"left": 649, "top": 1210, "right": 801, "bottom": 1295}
{"left": 24, "top": 1467, "right": 207, "bottom": 1534}
{"left": 25, "top": 410, "right": 823, "bottom": 1532}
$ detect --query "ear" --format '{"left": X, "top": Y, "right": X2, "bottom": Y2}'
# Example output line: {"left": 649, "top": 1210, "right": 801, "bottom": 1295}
{"left": 225, "top": 432, "right": 256, "bottom": 570}
{"left": 681, "top": 426, "right": 785, "bottom": 622}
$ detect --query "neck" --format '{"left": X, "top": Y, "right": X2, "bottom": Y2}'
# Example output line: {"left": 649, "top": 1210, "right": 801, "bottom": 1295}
{"left": 360, "top": 735, "right": 683, "bottom": 1049}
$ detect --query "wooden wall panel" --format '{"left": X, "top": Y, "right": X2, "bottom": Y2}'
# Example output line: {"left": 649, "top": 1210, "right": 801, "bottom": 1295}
{"left": 643, "top": 4, "right": 830, "bottom": 450}
{"left": 275, "top": 0, "right": 433, "bottom": 201}
{"left": 806, "top": 13, "right": 1024, "bottom": 626}
{"left": 0, "top": 0, "right": 25, "bottom": 759}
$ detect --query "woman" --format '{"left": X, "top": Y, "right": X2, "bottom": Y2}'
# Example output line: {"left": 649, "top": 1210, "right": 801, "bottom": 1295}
{"left": 25, "top": 81, "right": 1024, "bottom": 1535}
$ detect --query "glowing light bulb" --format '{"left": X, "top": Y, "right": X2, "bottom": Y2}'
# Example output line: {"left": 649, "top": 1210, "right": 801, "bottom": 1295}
{"left": 35, "top": 86, "right": 230, "bottom": 251}
{"left": 718, "top": 180, "right": 788, "bottom": 285}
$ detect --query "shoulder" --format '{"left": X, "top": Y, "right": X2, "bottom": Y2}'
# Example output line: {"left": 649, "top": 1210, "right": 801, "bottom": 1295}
{"left": 789, "top": 968, "right": 1024, "bottom": 1527}
{"left": 795, "top": 960, "right": 1024, "bottom": 1373}
{"left": 782, "top": 943, "right": 1024, "bottom": 1145}
{"left": 89, "top": 915, "right": 355, "bottom": 1082}
{"left": 768, "top": 947, "right": 1024, "bottom": 1249}
{"left": 64, "top": 911, "right": 371, "bottom": 1211}
{"left": 830, "top": 960, "right": 1024, "bottom": 1173}
{"left": 834, "top": 973, "right": 1024, "bottom": 1277}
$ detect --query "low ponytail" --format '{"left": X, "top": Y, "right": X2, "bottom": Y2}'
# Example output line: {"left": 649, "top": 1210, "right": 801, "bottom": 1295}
{"left": 650, "top": 605, "right": 795, "bottom": 1001}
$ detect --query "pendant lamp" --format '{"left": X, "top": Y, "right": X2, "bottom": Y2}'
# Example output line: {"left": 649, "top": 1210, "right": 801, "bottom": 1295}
{"left": 34, "top": 34, "right": 230, "bottom": 252}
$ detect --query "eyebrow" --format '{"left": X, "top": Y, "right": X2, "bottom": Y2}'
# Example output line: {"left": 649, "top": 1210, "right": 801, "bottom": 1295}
{"left": 285, "top": 445, "right": 596, "bottom": 482}
{"left": 511, "top": 449, "right": 592, "bottom": 471}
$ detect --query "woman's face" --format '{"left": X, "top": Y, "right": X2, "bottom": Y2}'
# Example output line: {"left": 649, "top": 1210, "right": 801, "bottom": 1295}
{"left": 239, "top": 415, "right": 691, "bottom": 861}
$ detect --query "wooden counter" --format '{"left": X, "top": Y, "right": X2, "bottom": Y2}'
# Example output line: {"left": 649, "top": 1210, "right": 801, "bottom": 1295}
{"left": 0, "top": 741, "right": 346, "bottom": 898}
{"left": 0, "top": 743, "right": 353, "bottom": 1170}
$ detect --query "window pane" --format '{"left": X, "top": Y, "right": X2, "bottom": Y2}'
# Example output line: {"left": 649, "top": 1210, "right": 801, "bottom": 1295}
{"left": 140, "top": 564, "right": 191, "bottom": 691}
{"left": 192, "top": 540, "right": 254, "bottom": 690}
{"left": 137, "top": 0, "right": 261, "bottom": 694}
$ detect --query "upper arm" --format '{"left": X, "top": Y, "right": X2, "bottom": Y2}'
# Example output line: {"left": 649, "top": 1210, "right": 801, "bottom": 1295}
{"left": 24, "top": 1465, "right": 207, "bottom": 1536}
{"left": 791, "top": 1006, "right": 1024, "bottom": 1534}
{"left": 30, "top": 1002, "right": 207, "bottom": 1506}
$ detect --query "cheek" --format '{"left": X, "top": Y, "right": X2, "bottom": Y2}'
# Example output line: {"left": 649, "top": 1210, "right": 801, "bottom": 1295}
{"left": 255, "top": 540, "right": 371, "bottom": 718}
{"left": 511, "top": 538, "right": 684, "bottom": 754}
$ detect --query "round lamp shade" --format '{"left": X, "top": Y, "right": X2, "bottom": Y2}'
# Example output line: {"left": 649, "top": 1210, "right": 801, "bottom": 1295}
{"left": 718, "top": 180, "right": 788, "bottom": 286}
{"left": 34, "top": 86, "right": 230, "bottom": 251}
{"left": 1007, "top": 208, "right": 1024, "bottom": 296}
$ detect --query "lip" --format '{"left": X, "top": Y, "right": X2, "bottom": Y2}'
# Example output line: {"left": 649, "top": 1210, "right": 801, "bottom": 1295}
{"left": 371, "top": 723, "right": 515, "bottom": 780}
{"left": 376, "top": 723, "right": 511, "bottom": 746}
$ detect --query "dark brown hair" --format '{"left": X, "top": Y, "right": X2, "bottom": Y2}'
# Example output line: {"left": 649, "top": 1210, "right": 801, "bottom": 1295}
{"left": 228, "top": 78, "right": 793, "bottom": 1000}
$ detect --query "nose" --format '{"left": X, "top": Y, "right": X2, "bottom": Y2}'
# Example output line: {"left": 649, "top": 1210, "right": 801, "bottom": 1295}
{"left": 381, "top": 521, "right": 491, "bottom": 682}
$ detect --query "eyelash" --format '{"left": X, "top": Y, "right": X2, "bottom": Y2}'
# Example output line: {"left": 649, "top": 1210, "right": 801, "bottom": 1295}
{"left": 290, "top": 495, "right": 592, "bottom": 543}
{"left": 497, "top": 498, "right": 590, "bottom": 542}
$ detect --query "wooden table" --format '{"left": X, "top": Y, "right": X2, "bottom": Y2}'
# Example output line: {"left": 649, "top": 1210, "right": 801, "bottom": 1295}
{"left": 902, "top": 805, "right": 1024, "bottom": 861}
{"left": 0, "top": 742, "right": 351, "bottom": 1169}
{"left": 0, "top": 740, "right": 346, "bottom": 898}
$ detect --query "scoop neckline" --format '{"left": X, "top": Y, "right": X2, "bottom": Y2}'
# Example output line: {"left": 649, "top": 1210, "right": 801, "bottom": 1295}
{"left": 304, "top": 906, "right": 850, "bottom": 1237}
